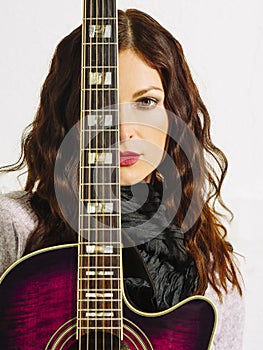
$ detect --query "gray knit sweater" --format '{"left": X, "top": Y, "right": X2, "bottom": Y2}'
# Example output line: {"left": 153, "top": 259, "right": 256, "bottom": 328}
{"left": 0, "top": 191, "right": 245, "bottom": 349}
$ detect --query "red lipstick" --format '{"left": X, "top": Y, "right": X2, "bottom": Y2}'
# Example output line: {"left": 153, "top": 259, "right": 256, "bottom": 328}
{"left": 120, "top": 151, "right": 140, "bottom": 166}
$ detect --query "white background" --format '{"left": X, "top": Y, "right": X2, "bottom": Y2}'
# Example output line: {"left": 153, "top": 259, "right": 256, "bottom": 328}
{"left": 0, "top": 1, "right": 262, "bottom": 348}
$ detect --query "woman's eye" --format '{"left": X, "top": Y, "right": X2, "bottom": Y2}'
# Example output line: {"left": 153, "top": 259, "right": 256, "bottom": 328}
{"left": 134, "top": 97, "right": 159, "bottom": 110}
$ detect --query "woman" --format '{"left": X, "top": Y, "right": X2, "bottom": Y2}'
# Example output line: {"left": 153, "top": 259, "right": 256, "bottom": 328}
{"left": 0, "top": 9, "right": 244, "bottom": 349}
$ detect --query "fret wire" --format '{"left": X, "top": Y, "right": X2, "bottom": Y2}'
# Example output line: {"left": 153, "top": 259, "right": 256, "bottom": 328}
{"left": 79, "top": 299, "right": 121, "bottom": 302}
{"left": 82, "top": 88, "right": 118, "bottom": 91}
{"left": 79, "top": 279, "right": 120, "bottom": 282}
{"left": 78, "top": 244, "right": 121, "bottom": 248}
{"left": 82, "top": 109, "right": 118, "bottom": 112}
{"left": 80, "top": 182, "right": 119, "bottom": 185}
{"left": 84, "top": 65, "right": 117, "bottom": 68}
{"left": 82, "top": 129, "right": 118, "bottom": 132}
{"left": 79, "top": 267, "right": 122, "bottom": 271}
{"left": 81, "top": 165, "right": 119, "bottom": 168}
{"left": 80, "top": 202, "right": 119, "bottom": 205}
{"left": 80, "top": 214, "right": 120, "bottom": 217}
{"left": 84, "top": 17, "right": 116, "bottom": 19}
{"left": 79, "top": 228, "right": 120, "bottom": 232}
{"left": 80, "top": 147, "right": 118, "bottom": 150}
{"left": 78, "top": 326, "right": 121, "bottom": 329}
{"left": 78, "top": 304, "right": 121, "bottom": 313}
{"left": 83, "top": 42, "right": 118, "bottom": 45}
{"left": 79, "top": 254, "right": 120, "bottom": 257}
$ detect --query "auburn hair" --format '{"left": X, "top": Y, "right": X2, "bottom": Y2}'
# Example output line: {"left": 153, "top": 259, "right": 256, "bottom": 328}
{"left": 1, "top": 9, "right": 242, "bottom": 299}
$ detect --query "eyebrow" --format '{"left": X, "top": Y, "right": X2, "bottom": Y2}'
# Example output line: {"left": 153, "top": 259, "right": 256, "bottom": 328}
{"left": 132, "top": 86, "right": 164, "bottom": 99}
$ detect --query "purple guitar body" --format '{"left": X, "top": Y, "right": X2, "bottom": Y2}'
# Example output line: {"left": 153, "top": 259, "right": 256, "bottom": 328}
{"left": 0, "top": 245, "right": 217, "bottom": 349}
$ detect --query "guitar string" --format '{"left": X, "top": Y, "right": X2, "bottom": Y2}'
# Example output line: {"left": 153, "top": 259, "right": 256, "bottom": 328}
{"left": 95, "top": 0, "right": 99, "bottom": 348}
{"left": 114, "top": 0, "right": 121, "bottom": 347}
{"left": 101, "top": 1, "right": 106, "bottom": 349}
{"left": 79, "top": 0, "right": 86, "bottom": 348}
{"left": 79, "top": 0, "right": 83, "bottom": 348}
{"left": 108, "top": 0, "right": 112, "bottom": 347}
{"left": 115, "top": 0, "right": 123, "bottom": 346}
{"left": 108, "top": 0, "right": 114, "bottom": 347}
{"left": 87, "top": 0, "right": 92, "bottom": 348}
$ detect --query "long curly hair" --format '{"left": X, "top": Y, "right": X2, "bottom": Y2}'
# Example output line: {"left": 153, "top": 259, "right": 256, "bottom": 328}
{"left": 1, "top": 9, "right": 242, "bottom": 299}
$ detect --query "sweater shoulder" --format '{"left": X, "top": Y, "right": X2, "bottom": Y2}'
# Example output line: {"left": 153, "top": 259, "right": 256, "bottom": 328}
{"left": 0, "top": 191, "right": 37, "bottom": 275}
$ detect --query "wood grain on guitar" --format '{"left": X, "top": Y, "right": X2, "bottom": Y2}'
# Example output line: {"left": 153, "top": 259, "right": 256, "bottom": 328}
{"left": 0, "top": 245, "right": 217, "bottom": 349}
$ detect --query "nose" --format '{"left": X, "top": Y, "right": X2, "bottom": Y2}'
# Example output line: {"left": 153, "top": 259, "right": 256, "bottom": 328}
{"left": 119, "top": 122, "right": 135, "bottom": 141}
{"left": 119, "top": 103, "right": 136, "bottom": 141}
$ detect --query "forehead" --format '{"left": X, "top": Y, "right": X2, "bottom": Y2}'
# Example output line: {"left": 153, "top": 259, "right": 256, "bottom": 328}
{"left": 118, "top": 50, "right": 163, "bottom": 98}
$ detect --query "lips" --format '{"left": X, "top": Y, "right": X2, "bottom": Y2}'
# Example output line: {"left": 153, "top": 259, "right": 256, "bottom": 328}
{"left": 120, "top": 151, "right": 140, "bottom": 166}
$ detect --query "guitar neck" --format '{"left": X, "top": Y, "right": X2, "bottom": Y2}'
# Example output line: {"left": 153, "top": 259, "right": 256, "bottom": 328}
{"left": 78, "top": 0, "right": 122, "bottom": 339}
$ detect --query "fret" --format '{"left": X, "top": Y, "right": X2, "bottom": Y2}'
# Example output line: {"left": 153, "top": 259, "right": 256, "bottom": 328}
{"left": 82, "top": 150, "right": 118, "bottom": 165}
{"left": 78, "top": 256, "right": 120, "bottom": 265}
{"left": 84, "top": 65, "right": 117, "bottom": 69}
{"left": 78, "top": 228, "right": 120, "bottom": 233}
{"left": 82, "top": 88, "right": 118, "bottom": 91}
{"left": 80, "top": 277, "right": 122, "bottom": 284}
{"left": 79, "top": 291, "right": 121, "bottom": 299}
{"left": 81, "top": 133, "right": 118, "bottom": 152}
{"left": 80, "top": 213, "right": 120, "bottom": 217}
{"left": 84, "top": 244, "right": 114, "bottom": 254}
{"left": 78, "top": 318, "right": 122, "bottom": 328}
{"left": 78, "top": 232, "right": 121, "bottom": 245}
{"left": 88, "top": 24, "right": 112, "bottom": 38}
{"left": 79, "top": 194, "right": 120, "bottom": 203}
{"left": 84, "top": 17, "right": 117, "bottom": 20}
{"left": 85, "top": 292, "right": 114, "bottom": 297}
{"left": 81, "top": 199, "right": 119, "bottom": 207}
{"left": 78, "top": 326, "right": 121, "bottom": 330}
{"left": 80, "top": 269, "right": 120, "bottom": 280}
{"left": 81, "top": 165, "right": 118, "bottom": 169}
{"left": 83, "top": 42, "right": 118, "bottom": 45}
{"left": 84, "top": 26, "right": 117, "bottom": 43}
{"left": 88, "top": 72, "right": 111, "bottom": 85}
{"left": 86, "top": 244, "right": 113, "bottom": 254}
{"left": 80, "top": 266, "right": 120, "bottom": 270}
{"left": 80, "top": 182, "right": 119, "bottom": 185}
{"left": 80, "top": 167, "right": 119, "bottom": 185}
{"left": 82, "top": 129, "right": 118, "bottom": 133}
{"left": 79, "top": 289, "right": 121, "bottom": 292}
{"left": 81, "top": 147, "right": 118, "bottom": 151}
{"left": 79, "top": 254, "right": 120, "bottom": 258}
{"left": 84, "top": 18, "right": 117, "bottom": 25}
{"left": 83, "top": 2, "right": 116, "bottom": 20}
{"left": 82, "top": 111, "right": 117, "bottom": 127}
{"left": 79, "top": 238, "right": 121, "bottom": 246}
{"left": 83, "top": 90, "right": 118, "bottom": 109}
{"left": 79, "top": 186, "right": 120, "bottom": 200}
{"left": 85, "top": 69, "right": 117, "bottom": 87}
{"left": 78, "top": 295, "right": 122, "bottom": 302}
{"left": 82, "top": 118, "right": 117, "bottom": 129}
{"left": 82, "top": 108, "right": 118, "bottom": 112}
{"left": 85, "top": 312, "right": 119, "bottom": 318}
{"left": 83, "top": 45, "right": 117, "bottom": 67}
{"left": 88, "top": 152, "right": 112, "bottom": 164}
{"left": 86, "top": 201, "right": 114, "bottom": 213}
{"left": 79, "top": 258, "right": 121, "bottom": 267}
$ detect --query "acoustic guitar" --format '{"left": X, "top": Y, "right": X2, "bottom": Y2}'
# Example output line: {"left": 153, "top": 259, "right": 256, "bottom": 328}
{"left": 0, "top": 0, "right": 217, "bottom": 348}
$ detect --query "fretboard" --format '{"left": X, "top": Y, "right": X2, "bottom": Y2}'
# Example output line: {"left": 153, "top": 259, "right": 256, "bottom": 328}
{"left": 77, "top": 0, "right": 122, "bottom": 341}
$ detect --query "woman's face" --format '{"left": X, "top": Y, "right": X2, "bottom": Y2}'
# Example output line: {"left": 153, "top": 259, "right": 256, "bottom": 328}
{"left": 119, "top": 50, "right": 168, "bottom": 185}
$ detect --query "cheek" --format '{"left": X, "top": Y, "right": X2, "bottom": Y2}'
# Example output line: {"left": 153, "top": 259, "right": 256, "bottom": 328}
{"left": 140, "top": 124, "right": 168, "bottom": 151}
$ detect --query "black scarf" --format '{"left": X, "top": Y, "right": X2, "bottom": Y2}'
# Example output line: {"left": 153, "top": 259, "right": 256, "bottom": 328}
{"left": 121, "top": 182, "right": 200, "bottom": 312}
